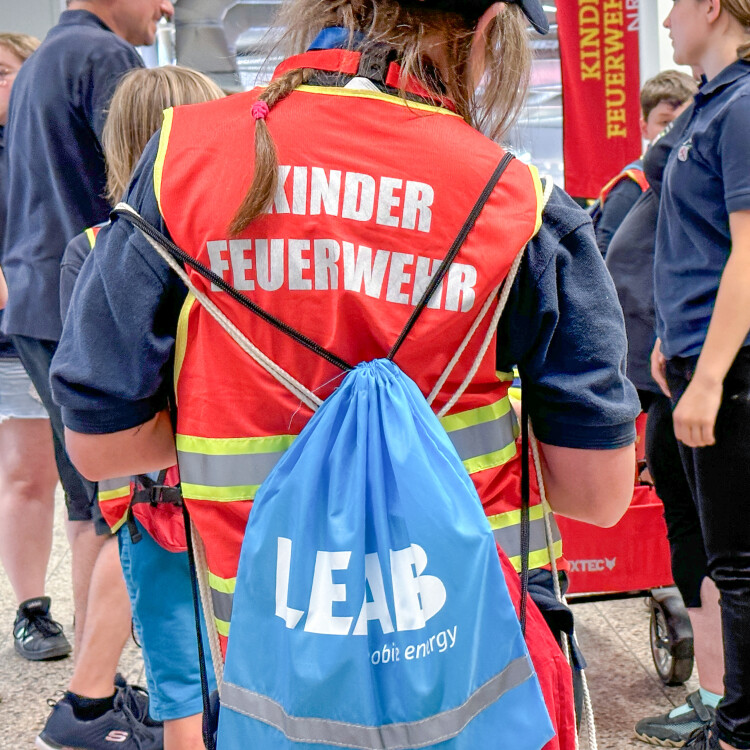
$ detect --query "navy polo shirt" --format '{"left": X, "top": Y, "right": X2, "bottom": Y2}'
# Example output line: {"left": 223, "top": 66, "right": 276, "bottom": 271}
{"left": 0, "top": 125, "right": 15, "bottom": 358}
{"left": 50, "top": 132, "right": 638, "bottom": 449}
{"left": 1, "top": 10, "right": 143, "bottom": 343}
{"left": 655, "top": 60, "right": 750, "bottom": 359}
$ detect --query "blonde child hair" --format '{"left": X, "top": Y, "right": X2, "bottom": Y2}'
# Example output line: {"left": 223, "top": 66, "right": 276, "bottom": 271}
{"left": 102, "top": 65, "right": 225, "bottom": 205}
{"left": 0, "top": 32, "right": 40, "bottom": 63}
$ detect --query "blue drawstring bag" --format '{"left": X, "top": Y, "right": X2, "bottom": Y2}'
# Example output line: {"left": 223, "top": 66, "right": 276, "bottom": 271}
{"left": 217, "top": 359, "right": 554, "bottom": 750}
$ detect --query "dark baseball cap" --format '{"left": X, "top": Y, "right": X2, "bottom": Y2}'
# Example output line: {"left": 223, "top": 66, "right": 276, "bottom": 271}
{"left": 403, "top": 0, "right": 550, "bottom": 34}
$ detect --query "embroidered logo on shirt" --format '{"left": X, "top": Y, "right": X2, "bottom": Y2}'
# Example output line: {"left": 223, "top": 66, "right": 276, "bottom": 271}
{"left": 677, "top": 139, "right": 693, "bottom": 162}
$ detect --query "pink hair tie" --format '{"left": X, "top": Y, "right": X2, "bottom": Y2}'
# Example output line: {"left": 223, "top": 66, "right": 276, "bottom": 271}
{"left": 252, "top": 101, "right": 270, "bottom": 121}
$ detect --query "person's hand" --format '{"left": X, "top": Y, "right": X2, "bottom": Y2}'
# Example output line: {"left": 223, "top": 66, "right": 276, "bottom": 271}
{"left": 650, "top": 338, "right": 671, "bottom": 397}
{"left": 672, "top": 376, "right": 722, "bottom": 447}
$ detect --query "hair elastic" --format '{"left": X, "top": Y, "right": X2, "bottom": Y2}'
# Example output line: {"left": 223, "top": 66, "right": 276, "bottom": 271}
{"left": 252, "top": 101, "right": 270, "bottom": 121}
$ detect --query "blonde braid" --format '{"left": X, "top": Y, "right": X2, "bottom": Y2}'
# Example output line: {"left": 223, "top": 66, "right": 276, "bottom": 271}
{"left": 228, "top": 68, "right": 314, "bottom": 236}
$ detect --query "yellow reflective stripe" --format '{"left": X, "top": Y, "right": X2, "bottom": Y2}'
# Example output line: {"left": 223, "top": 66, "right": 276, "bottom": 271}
{"left": 173, "top": 293, "right": 196, "bottom": 403}
{"left": 176, "top": 433, "right": 297, "bottom": 456}
{"left": 488, "top": 504, "right": 546, "bottom": 530}
{"left": 109, "top": 512, "right": 129, "bottom": 534}
{"left": 208, "top": 572, "right": 236, "bottom": 594}
{"left": 528, "top": 163, "right": 544, "bottom": 238}
{"left": 439, "top": 397, "right": 511, "bottom": 433}
{"left": 98, "top": 486, "right": 130, "bottom": 502}
{"left": 153, "top": 107, "right": 174, "bottom": 216}
{"left": 462, "top": 442, "right": 517, "bottom": 474}
{"left": 507, "top": 540, "right": 563, "bottom": 573}
{"left": 295, "top": 85, "right": 461, "bottom": 117}
{"left": 180, "top": 482, "right": 259, "bottom": 502}
{"left": 496, "top": 370, "right": 514, "bottom": 382}
{"left": 214, "top": 617, "right": 230, "bottom": 638}
{"left": 85, "top": 227, "right": 98, "bottom": 250}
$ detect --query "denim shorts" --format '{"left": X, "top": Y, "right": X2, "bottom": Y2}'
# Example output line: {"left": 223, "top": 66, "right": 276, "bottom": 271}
{"left": 0, "top": 358, "right": 49, "bottom": 423}
{"left": 118, "top": 520, "right": 216, "bottom": 722}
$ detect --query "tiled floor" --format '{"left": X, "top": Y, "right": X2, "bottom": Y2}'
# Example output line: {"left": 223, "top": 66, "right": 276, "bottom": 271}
{"left": 0, "top": 489, "right": 697, "bottom": 749}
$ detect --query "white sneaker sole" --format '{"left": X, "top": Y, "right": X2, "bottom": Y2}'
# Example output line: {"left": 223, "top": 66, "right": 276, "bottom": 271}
{"left": 35, "top": 735, "right": 75, "bottom": 750}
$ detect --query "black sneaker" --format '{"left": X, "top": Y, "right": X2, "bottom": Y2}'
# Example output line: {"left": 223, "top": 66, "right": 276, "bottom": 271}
{"left": 635, "top": 691, "right": 716, "bottom": 747}
{"left": 13, "top": 597, "right": 72, "bottom": 661}
{"left": 35, "top": 692, "right": 164, "bottom": 750}
{"left": 114, "top": 674, "right": 162, "bottom": 728}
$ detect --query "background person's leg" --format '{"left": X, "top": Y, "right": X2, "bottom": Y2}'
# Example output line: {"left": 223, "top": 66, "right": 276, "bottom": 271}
{"left": 68, "top": 537, "right": 132, "bottom": 699}
{"left": 668, "top": 353, "right": 750, "bottom": 750}
{"left": 12, "top": 335, "right": 102, "bottom": 649}
{"left": 646, "top": 393, "right": 724, "bottom": 694}
{"left": 0, "top": 416, "right": 58, "bottom": 604}
{"left": 66, "top": 520, "right": 108, "bottom": 651}
{"left": 164, "top": 714, "right": 204, "bottom": 750}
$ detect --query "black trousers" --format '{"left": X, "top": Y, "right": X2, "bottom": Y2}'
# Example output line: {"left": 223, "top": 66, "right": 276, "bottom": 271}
{"left": 12, "top": 335, "right": 106, "bottom": 534}
{"left": 667, "top": 348, "right": 750, "bottom": 749}
{"left": 644, "top": 391, "right": 708, "bottom": 608}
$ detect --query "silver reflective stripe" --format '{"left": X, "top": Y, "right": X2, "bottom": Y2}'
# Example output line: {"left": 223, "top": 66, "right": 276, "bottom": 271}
{"left": 211, "top": 588, "right": 234, "bottom": 624}
{"left": 177, "top": 451, "right": 281, "bottom": 488}
{"left": 446, "top": 411, "right": 516, "bottom": 462}
{"left": 99, "top": 477, "right": 130, "bottom": 492}
{"left": 492, "top": 515, "right": 561, "bottom": 558}
{"left": 221, "top": 655, "right": 533, "bottom": 749}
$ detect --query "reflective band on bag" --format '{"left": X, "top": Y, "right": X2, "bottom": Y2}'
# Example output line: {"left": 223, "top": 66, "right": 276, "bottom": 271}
{"left": 98, "top": 476, "right": 131, "bottom": 501}
{"left": 97, "top": 477, "right": 132, "bottom": 533}
{"left": 488, "top": 506, "right": 563, "bottom": 572}
{"left": 221, "top": 655, "right": 534, "bottom": 750}
{"left": 176, "top": 434, "right": 296, "bottom": 502}
{"left": 440, "top": 398, "right": 518, "bottom": 475}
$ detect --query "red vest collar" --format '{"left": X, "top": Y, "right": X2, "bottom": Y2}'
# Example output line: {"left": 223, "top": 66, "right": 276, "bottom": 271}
{"left": 272, "top": 49, "right": 457, "bottom": 112}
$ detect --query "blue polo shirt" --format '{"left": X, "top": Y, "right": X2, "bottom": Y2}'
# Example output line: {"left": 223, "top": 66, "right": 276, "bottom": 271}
{"left": 655, "top": 59, "right": 750, "bottom": 359}
{"left": 0, "top": 125, "right": 15, "bottom": 359}
{"left": 49, "top": 132, "right": 638, "bottom": 450}
{"left": 1, "top": 10, "right": 143, "bottom": 343}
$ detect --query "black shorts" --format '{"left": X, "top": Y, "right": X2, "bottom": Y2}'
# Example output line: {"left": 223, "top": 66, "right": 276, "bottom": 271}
{"left": 11, "top": 335, "right": 110, "bottom": 536}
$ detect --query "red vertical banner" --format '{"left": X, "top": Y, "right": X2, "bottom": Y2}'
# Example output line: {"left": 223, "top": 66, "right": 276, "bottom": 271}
{"left": 557, "top": 0, "right": 642, "bottom": 198}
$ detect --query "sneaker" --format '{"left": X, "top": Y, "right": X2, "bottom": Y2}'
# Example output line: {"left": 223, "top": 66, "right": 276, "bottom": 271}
{"left": 635, "top": 692, "right": 716, "bottom": 747}
{"left": 114, "top": 674, "right": 162, "bottom": 728}
{"left": 35, "top": 692, "right": 164, "bottom": 750}
{"left": 683, "top": 724, "right": 721, "bottom": 749}
{"left": 13, "top": 597, "right": 72, "bottom": 661}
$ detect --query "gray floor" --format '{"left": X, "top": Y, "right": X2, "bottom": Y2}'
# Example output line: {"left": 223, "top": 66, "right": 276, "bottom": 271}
{"left": 0, "top": 488, "right": 698, "bottom": 749}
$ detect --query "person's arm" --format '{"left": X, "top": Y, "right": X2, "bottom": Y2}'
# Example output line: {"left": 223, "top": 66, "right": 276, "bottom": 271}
{"left": 498, "top": 186, "right": 639, "bottom": 527}
{"left": 672, "top": 209, "right": 750, "bottom": 447}
{"left": 65, "top": 409, "right": 176, "bottom": 481}
{"left": 536, "top": 444, "right": 635, "bottom": 527}
{"left": 51, "top": 134, "right": 186, "bottom": 477}
{"left": 0, "top": 267, "right": 7, "bottom": 309}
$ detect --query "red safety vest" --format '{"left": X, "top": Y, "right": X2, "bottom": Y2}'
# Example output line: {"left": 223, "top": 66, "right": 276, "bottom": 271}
{"left": 598, "top": 162, "right": 649, "bottom": 206}
{"left": 155, "top": 50, "right": 574, "bottom": 749}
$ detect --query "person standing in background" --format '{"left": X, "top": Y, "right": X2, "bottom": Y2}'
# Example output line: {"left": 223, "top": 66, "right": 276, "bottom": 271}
{"left": 651, "top": 0, "right": 750, "bottom": 747}
{"left": 1, "top": 0, "right": 172, "bottom": 744}
{"left": 593, "top": 70, "right": 697, "bottom": 258}
{"left": 0, "top": 32, "right": 67, "bottom": 662}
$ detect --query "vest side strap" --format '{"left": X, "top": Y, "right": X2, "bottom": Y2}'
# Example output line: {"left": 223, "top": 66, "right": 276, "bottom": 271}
{"left": 221, "top": 655, "right": 534, "bottom": 750}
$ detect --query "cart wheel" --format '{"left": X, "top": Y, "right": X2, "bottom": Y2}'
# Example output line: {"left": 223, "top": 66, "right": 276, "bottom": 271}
{"left": 649, "top": 589, "right": 694, "bottom": 686}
